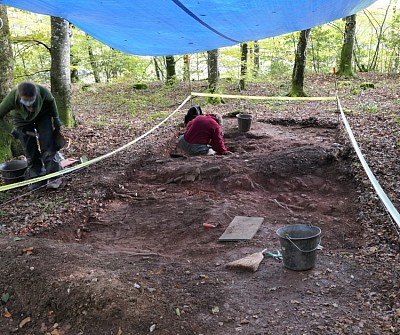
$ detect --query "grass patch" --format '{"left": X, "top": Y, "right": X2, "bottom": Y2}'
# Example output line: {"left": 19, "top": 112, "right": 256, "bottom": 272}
{"left": 361, "top": 102, "right": 378, "bottom": 113}
{"left": 147, "top": 111, "right": 170, "bottom": 121}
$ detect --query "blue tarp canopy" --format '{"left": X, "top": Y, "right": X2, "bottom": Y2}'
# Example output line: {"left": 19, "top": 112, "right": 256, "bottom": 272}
{"left": 1, "top": 0, "right": 377, "bottom": 56}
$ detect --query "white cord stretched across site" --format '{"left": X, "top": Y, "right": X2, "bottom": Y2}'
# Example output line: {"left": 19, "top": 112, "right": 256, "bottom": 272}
{"left": 0, "top": 95, "right": 192, "bottom": 193}
{"left": 337, "top": 95, "right": 400, "bottom": 234}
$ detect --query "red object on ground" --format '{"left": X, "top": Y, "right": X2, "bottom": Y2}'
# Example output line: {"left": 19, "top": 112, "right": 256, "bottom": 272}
{"left": 203, "top": 223, "right": 217, "bottom": 228}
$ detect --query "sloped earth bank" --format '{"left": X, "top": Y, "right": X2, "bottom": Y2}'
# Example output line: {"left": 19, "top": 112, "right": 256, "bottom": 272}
{"left": 1, "top": 74, "right": 400, "bottom": 334}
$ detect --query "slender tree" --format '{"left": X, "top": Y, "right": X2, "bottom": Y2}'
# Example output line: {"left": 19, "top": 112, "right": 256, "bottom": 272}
{"left": 183, "top": 54, "right": 190, "bottom": 82}
{"left": 165, "top": 56, "right": 176, "bottom": 86}
{"left": 363, "top": 1, "right": 392, "bottom": 71}
{"left": 207, "top": 49, "right": 220, "bottom": 104}
{"left": 288, "top": 29, "right": 311, "bottom": 97}
{"left": 86, "top": 34, "right": 100, "bottom": 83}
{"left": 70, "top": 25, "right": 80, "bottom": 83}
{"left": 239, "top": 43, "right": 248, "bottom": 91}
{"left": 253, "top": 41, "right": 260, "bottom": 77}
{"left": 153, "top": 57, "right": 162, "bottom": 80}
{"left": 0, "top": 5, "right": 16, "bottom": 160}
{"left": 50, "top": 16, "right": 75, "bottom": 127}
{"left": 0, "top": 6, "right": 14, "bottom": 100}
{"left": 207, "top": 49, "right": 219, "bottom": 92}
{"left": 337, "top": 15, "right": 356, "bottom": 77}
{"left": 70, "top": 54, "right": 80, "bottom": 83}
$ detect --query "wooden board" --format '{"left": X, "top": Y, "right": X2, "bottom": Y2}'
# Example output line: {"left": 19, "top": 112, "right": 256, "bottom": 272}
{"left": 61, "top": 158, "right": 79, "bottom": 168}
{"left": 219, "top": 216, "right": 264, "bottom": 241}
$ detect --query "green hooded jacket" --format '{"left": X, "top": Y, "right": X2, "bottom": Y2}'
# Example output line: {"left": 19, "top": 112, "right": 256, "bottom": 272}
{"left": 0, "top": 84, "right": 59, "bottom": 128}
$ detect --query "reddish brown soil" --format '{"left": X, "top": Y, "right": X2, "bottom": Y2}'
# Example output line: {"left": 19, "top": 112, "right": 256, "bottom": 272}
{"left": 0, "top": 75, "right": 399, "bottom": 334}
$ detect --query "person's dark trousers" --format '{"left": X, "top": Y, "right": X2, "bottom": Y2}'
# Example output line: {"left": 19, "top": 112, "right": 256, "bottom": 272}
{"left": 16, "top": 110, "right": 62, "bottom": 179}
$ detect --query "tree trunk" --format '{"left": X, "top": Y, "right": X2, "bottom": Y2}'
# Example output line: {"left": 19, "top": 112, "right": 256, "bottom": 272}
{"left": 337, "top": 14, "right": 356, "bottom": 78}
{"left": 288, "top": 29, "right": 311, "bottom": 97}
{"left": 50, "top": 16, "right": 75, "bottom": 127}
{"left": 0, "top": 5, "right": 16, "bottom": 161}
{"left": 153, "top": 57, "right": 161, "bottom": 80}
{"left": 183, "top": 54, "right": 190, "bottom": 82}
{"left": 207, "top": 49, "right": 220, "bottom": 104}
{"left": 86, "top": 34, "right": 100, "bottom": 83}
{"left": 207, "top": 49, "right": 219, "bottom": 93}
{"left": 70, "top": 26, "right": 80, "bottom": 83}
{"left": 0, "top": 6, "right": 13, "bottom": 101}
{"left": 239, "top": 43, "right": 248, "bottom": 91}
{"left": 364, "top": 3, "right": 392, "bottom": 71}
{"left": 70, "top": 58, "right": 80, "bottom": 83}
{"left": 309, "top": 34, "right": 319, "bottom": 74}
{"left": 253, "top": 41, "right": 260, "bottom": 77}
{"left": 165, "top": 56, "right": 176, "bottom": 86}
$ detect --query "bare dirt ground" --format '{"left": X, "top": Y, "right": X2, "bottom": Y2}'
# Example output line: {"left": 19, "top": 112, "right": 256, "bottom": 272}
{"left": 0, "top": 74, "right": 399, "bottom": 335}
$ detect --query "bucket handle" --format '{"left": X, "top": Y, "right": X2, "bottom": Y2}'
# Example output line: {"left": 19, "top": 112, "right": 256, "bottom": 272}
{"left": 284, "top": 234, "right": 322, "bottom": 253}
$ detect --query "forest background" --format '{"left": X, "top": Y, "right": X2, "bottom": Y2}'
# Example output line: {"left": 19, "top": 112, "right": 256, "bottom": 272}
{"left": 0, "top": 0, "right": 399, "bottom": 162}
{"left": 5, "top": 0, "right": 399, "bottom": 86}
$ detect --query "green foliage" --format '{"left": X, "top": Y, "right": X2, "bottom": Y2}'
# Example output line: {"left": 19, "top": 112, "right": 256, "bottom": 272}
{"left": 36, "top": 195, "right": 66, "bottom": 213}
{"left": 8, "top": 9, "right": 51, "bottom": 82}
{"left": 360, "top": 82, "right": 375, "bottom": 90}
{"left": 393, "top": 128, "right": 400, "bottom": 148}
{"left": 80, "top": 84, "right": 97, "bottom": 92}
{"left": 147, "top": 111, "right": 170, "bottom": 121}
{"left": 337, "top": 81, "right": 352, "bottom": 87}
{"left": 385, "top": 12, "right": 400, "bottom": 73}
{"left": 263, "top": 100, "right": 289, "bottom": 112}
{"left": 342, "top": 108, "right": 354, "bottom": 116}
{"left": 361, "top": 101, "right": 378, "bottom": 113}
{"left": 95, "top": 115, "right": 108, "bottom": 127}
{"left": 132, "top": 83, "right": 148, "bottom": 90}
{"left": 207, "top": 96, "right": 222, "bottom": 105}
{"left": 0, "top": 118, "right": 14, "bottom": 161}
{"left": 308, "top": 24, "right": 343, "bottom": 74}
{"left": 1, "top": 292, "right": 10, "bottom": 303}
{"left": 5, "top": 1, "right": 400, "bottom": 85}
{"left": 225, "top": 110, "right": 243, "bottom": 117}
{"left": 390, "top": 114, "right": 400, "bottom": 128}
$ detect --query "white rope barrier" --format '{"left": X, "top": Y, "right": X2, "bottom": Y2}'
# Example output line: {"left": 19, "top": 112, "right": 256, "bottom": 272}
{"left": 0, "top": 94, "right": 192, "bottom": 192}
{"left": 337, "top": 95, "right": 400, "bottom": 230}
{"left": 2, "top": 91, "right": 400, "bottom": 234}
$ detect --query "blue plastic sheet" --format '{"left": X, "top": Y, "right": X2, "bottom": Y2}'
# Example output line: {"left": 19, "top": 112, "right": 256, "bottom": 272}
{"left": 1, "top": 0, "right": 377, "bottom": 56}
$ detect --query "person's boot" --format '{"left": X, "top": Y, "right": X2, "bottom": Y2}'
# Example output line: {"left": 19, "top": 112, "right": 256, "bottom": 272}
{"left": 43, "top": 154, "right": 63, "bottom": 189}
{"left": 47, "top": 177, "right": 62, "bottom": 189}
{"left": 26, "top": 161, "right": 46, "bottom": 191}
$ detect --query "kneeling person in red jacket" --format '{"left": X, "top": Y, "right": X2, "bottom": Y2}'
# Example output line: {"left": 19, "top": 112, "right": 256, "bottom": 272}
{"left": 178, "top": 113, "right": 228, "bottom": 156}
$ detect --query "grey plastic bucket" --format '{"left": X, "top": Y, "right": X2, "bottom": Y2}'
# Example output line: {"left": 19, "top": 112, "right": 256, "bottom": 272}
{"left": 0, "top": 160, "right": 28, "bottom": 185}
{"left": 276, "top": 224, "right": 321, "bottom": 271}
{"left": 236, "top": 113, "right": 252, "bottom": 132}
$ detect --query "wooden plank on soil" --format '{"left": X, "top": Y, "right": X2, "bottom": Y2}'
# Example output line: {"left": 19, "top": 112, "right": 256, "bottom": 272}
{"left": 219, "top": 216, "right": 264, "bottom": 241}
{"left": 61, "top": 158, "right": 80, "bottom": 168}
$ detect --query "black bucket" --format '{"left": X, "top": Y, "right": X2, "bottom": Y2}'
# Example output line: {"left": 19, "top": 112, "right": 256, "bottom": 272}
{"left": 0, "top": 160, "right": 28, "bottom": 185}
{"left": 236, "top": 113, "right": 253, "bottom": 132}
{"left": 276, "top": 224, "right": 321, "bottom": 271}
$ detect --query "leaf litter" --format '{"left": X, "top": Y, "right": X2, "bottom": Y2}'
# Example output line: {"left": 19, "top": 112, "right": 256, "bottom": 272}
{"left": 0, "top": 74, "right": 399, "bottom": 334}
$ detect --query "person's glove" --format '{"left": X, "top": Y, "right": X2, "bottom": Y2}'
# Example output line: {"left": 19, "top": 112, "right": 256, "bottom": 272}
{"left": 53, "top": 117, "right": 66, "bottom": 150}
{"left": 53, "top": 117, "right": 62, "bottom": 130}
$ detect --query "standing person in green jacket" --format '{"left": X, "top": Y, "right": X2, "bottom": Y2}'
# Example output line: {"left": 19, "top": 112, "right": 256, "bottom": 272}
{"left": 0, "top": 81, "right": 63, "bottom": 189}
